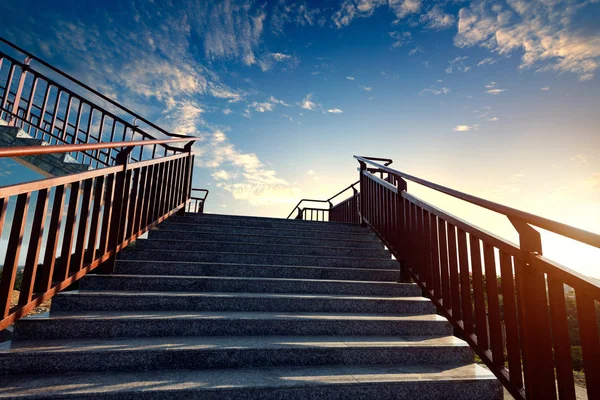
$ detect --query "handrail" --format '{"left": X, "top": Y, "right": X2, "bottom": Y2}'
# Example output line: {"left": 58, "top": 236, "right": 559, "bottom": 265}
{"left": 0, "top": 37, "right": 186, "bottom": 139}
{"left": 354, "top": 155, "right": 600, "bottom": 249}
{"left": 187, "top": 188, "right": 209, "bottom": 213}
{"left": 290, "top": 155, "right": 600, "bottom": 399}
{"left": 0, "top": 137, "right": 198, "bottom": 158}
{"left": 0, "top": 139, "right": 197, "bottom": 331}
{"left": 286, "top": 181, "right": 359, "bottom": 219}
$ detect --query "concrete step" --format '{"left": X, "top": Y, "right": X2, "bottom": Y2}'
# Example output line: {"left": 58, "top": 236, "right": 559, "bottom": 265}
{"left": 169, "top": 214, "right": 362, "bottom": 232}
{"left": 115, "top": 260, "right": 399, "bottom": 281}
{"left": 14, "top": 311, "right": 453, "bottom": 340}
{"left": 154, "top": 222, "right": 377, "bottom": 240}
{"left": 51, "top": 291, "right": 435, "bottom": 314}
{"left": 133, "top": 239, "right": 391, "bottom": 259}
{"left": 0, "top": 363, "right": 503, "bottom": 399}
{"left": 148, "top": 229, "right": 384, "bottom": 249}
{"left": 0, "top": 335, "right": 473, "bottom": 375}
{"left": 80, "top": 275, "right": 419, "bottom": 297}
{"left": 118, "top": 249, "right": 398, "bottom": 269}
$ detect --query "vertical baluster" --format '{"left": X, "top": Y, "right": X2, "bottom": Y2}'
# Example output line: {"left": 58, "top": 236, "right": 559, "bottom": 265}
{"left": 98, "top": 174, "right": 115, "bottom": 256}
{"left": 125, "top": 168, "right": 141, "bottom": 239}
{"left": 483, "top": 243, "right": 504, "bottom": 367}
{"left": 18, "top": 189, "right": 49, "bottom": 305}
{"left": 469, "top": 235, "right": 489, "bottom": 349}
{"left": 0, "top": 63, "right": 16, "bottom": 110}
{"left": 24, "top": 76, "right": 39, "bottom": 126}
{"left": 0, "top": 193, "right": 30, "bottom": 318}
{"left": 118, "top": 169, "right": 133, "bottom": 243}
{"left": 62, "top": 96, "right": 74, "bottom": 141}
{"left": 575, "top": 291, "right": 600, "bottom": 399}
{"left": 54, "top": 182, "right": 81, "bottom": 281}
{"left": 141, "top": 165, "right": 156, "bottom": 229}
{"left": 447, "top": 224, "right": 461, "bottom": 320}
{"left": 438, "top": 219, "right": 451, "bottom": 309}
{"left": 49, "top": 90, "right": 62, "bottom": 139}
{"left": 70, "top": 178, "right": 93, "bottom": 274}
{"left": 421, "top": 209, "right": 432, "bottom": 291}
{"left": 547, "top": 277, "right": 576, "bottom": 400}
{"left": 85, "top": 176, "right": 105, "bottom": 264}
{"left": 132, "top": 166, "right": 148, "bottom": 235}
{"left": 458, "top": 229, "right": 474, "bottom": 337}
{"left": 36, "top": 185, "right": 65, "bottom": 292}
{"left": 430, "top": 214, "right": 442, "bottom": 300}
{"left": 499, "top": 252, "right": 523, "bottom": 390}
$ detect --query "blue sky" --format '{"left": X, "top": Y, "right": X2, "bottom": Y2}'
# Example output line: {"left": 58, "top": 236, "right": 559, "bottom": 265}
{"left": 1, "top": 0, "right": 599, "bottom": 275}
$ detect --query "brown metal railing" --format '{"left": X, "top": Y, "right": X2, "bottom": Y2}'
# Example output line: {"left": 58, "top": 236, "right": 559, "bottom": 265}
{"left": 292, "top": 155, "right": 600, "bottom": 400}
{"left": 286, "top": 181, "right": 360, "bottom": 221}
{"left": 0, "top": 38, "right": 188, "bottom": 169}
{"left": 187, "top": 188, "right": 209, "bottom": 213}
{"left": 0, "top": 137, "right": 200, "bottom": 331}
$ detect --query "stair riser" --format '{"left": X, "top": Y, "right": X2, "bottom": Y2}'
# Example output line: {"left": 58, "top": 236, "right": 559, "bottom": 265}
{"left": 115, "top": 261, "right": 399, "bottom": 281}
{"left": 167, "top": 217, "right": 364, "bottom": 232}
{"left": 80, "top": 276, "right": 419, "bottom": 297}
{"left": 133, "top": 240, "right": 390, "bottom": 259}
{"left": 14, "top": 319, "right": 453, "bottom": 340}
{"left": 52, "top": 294, "right": 434, "bottom": 314}
{"left": 0, "top": 347, "right": 472, "bottom": 376}
{"left": 155, "top": 223, "right": 376, "bottom": 240}
{"left": 118, "top": 250, "right": 398, "bottom": 269}
{"left": 148, "top": 230, "right": 384, "bottom": 249}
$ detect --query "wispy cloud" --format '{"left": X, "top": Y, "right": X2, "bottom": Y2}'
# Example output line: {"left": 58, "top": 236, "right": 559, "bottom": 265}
{"left": 300, "top": 93, "right": 318, "bottom": 111}
{"left": 212, "top": 170, "right": 231, "bottom": 180}
{"left": 419, "top": 5, "right": 454, "bottom": 30}
{"left": 408, "top": 46, "right": 424, "bottom": 56}
{"left": 453, "top": 124, "right": 478, "bottom": 132}
{"left": 360, "top": 86, "right": 373, "bottom": 91}
{"left": 477, "top": 57, "right": 496, "bottom": 67}
{"left": 332, "top": 0, "right": 422, "bottom": 28}
{"left": 327, "top": 108, "right": 343, "bottom": 113}
{"left": 419, "top": 82, "right": 451, "bottom": 96}
{"left": 454, "top": 0, "right": 600, "bottom": 81}
{"left": 541, "top": 86, "right": 551, "bottom": 91}
{"left": 389, "top": 31, "right": 411, "bottom": 48}
{"left": 485, "top": 81, "right": 506, "bottom": 95}
{"left": 346, "top": 76, "right": 355, "bottom": 80}
{"left": 446, "top": 56, "right": 470, "bottom": 74}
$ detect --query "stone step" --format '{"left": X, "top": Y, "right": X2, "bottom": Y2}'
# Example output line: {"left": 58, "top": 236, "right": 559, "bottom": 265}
{"left": 115, "top": 260, "right": 399, "bottom": 281}
{"left": 14, "top": 311, "right": 452, "bottom": 340}
{"left": 80, "top": 275, "right": 419, "bottom": 297}
{"left": 0, "top": 363, "right": 503, "bottom": 399}
{"left": 133, "top": 239, "right": 391, "bottom": 259}
{"left": 51, "top": 291, "right": 434, "bottom": 314}
{"left": 118, "top": 249, "right": 398, "bottom": 269}
{"left": 154, "top": 221, "right": 377, "bottom": 240}
{"left": 0, "top": 335, "right": 472, "bottom": 375}
{"left": 148, "top": 229, "right": 384, "bottom": 249}
{"left": 169, "top": 214, "right": 362, "bottom": 232}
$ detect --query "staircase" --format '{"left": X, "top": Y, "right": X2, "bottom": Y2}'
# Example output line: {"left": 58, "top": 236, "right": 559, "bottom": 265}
{"left": 0, "top": 214, "right": 502, "bottom": 399}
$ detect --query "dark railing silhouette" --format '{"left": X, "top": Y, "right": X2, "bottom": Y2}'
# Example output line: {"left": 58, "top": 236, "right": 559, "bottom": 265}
{"left": 291, "top": 155, "right": 600, "bottom": 400}
{"left": 286, "top": 181, "right": 359, "bottom": 221}
{"left": 0, "top": 137, "right": 201, "bottom": 331}
{"left": 0, "top": 38, "right": 189, "bottom": 168}
{"left": 187, "top": 188, "right": 209, "bottom": 213}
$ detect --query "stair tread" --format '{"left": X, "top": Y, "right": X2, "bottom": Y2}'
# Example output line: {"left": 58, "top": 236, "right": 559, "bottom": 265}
{"left": 185, "top": 213, "right": 357, "bottom": 225}
{"left": 122, "top": 249, "right": 393, "bottom": 261}
{"left": 116, "top": 259, "right": 399, "bottom": 273}
{"left": 0, "top": 363, "right": 497, "bottom": 398}
{"left": 2, "top": 334, "right": 468, "bottom": 354}
{"left": 20, "top": 310, "right": 448, "bottom": 322}
{"left": 85, "top": 274, "right": 408, "bottom": 286}
{"left": 58, "top": 290, "right": 429, "bottom": 302}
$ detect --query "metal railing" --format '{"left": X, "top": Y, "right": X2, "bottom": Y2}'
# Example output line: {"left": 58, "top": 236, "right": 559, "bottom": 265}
{"left": 0, "top": 137, "right": 200, "bottom": 331}
{"left": 292, "top": 155, "right": 600, "bottom": 400}
{"left": 187, "top": 188, "right": 209, "bottom": 213}
{"left": 0, "top": 38, "right": 188, "bottom": 169}
{"left": 286, "top": 181, "right": 360, "bottom": 221}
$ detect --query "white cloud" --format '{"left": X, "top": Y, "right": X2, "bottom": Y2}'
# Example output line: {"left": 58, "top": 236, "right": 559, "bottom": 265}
{"left": 307, "top": 170, "right": 315, "bottom": 175}
{"left": 327, "top": 108, "right": 344, "bottom": 113}
{"left": 454, "top": 0, "right": 600, "bottom": 81}
{"left": 300, "top": 94, "right": 317, "bottom": 110}
{"left": 477, "top": 57, "right": 496, "bottom": 67}
{"left": 446, "top": 56, "right": 470, "bottom": 73}
{"left": 541, "top": 86, "right": 551, "bottom": 91}
{"left": 223, "top": 108, "right": 233, "bottom": 115}
{"left": 419, "top": 5, "right": 454, "bottom": 30}
{"left": 488, "top": 117, "right": 499, "bottom": 121}
{"left": 419, "top": 85, "right": 451, "bottom": 95}
{"left": 360, "top": 86, "right": 373, "bottom": 91}
{"left": 485, "top": 81, "right": 506, "bottom": 94}
{"left": 332, "top": 0, "right": 422, "bottom": 28}
{"left": 346, "top": 76, "right": 355, "bottom": 80}
{"left": 408, "top": 46, "right": 424, "bottom": 56}
{"left": 453, "top": 124, "right": 478, "bottom": 132}
{"left": 248, "top": 96, "right": 290, "bottom": 113}
{"left": 212, "top": 170, "right": 231, "bottom": 180}
{"left": 271, "top": 52, "right": 292, "bottom": 61}
{"left": 389, "top": 31, "right": 411, "bottom": 48}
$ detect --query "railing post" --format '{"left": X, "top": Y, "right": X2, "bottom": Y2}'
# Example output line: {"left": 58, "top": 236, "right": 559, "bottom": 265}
{"left": 177, "top": 141, "right": 195, "bottom": 216}
{"left": 296, "top": 208, "right": 303, "bottom": 220}
{"left": 96, "top": 146, "right": 134, "bottom": 274}
{"left": 8, "top": 57, "right": 32, "bottom": 127}
{"left": 359, "top": 161, "right": 366, "bottom": 226}
{"left": 509, "top": 217, "right": 556, "bottom": 399}
{"left": 395, "top": 176, "right": 411, "bottom": 283}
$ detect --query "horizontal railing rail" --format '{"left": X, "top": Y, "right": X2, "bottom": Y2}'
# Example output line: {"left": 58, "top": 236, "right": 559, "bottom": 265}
{"left": 286, "top": 181, "right": 360, "bottom": 221}
{"left": 187, "top": 188, "right": 209, "bottom": 214}
{"left": 0, "top": 38, "right": 188, "bottom": 169}
{"left": 0, "top": 137, "right": 200, "bottom": 331}
{"left": 291, "top": 155, "right": 600, "bottom": 400}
